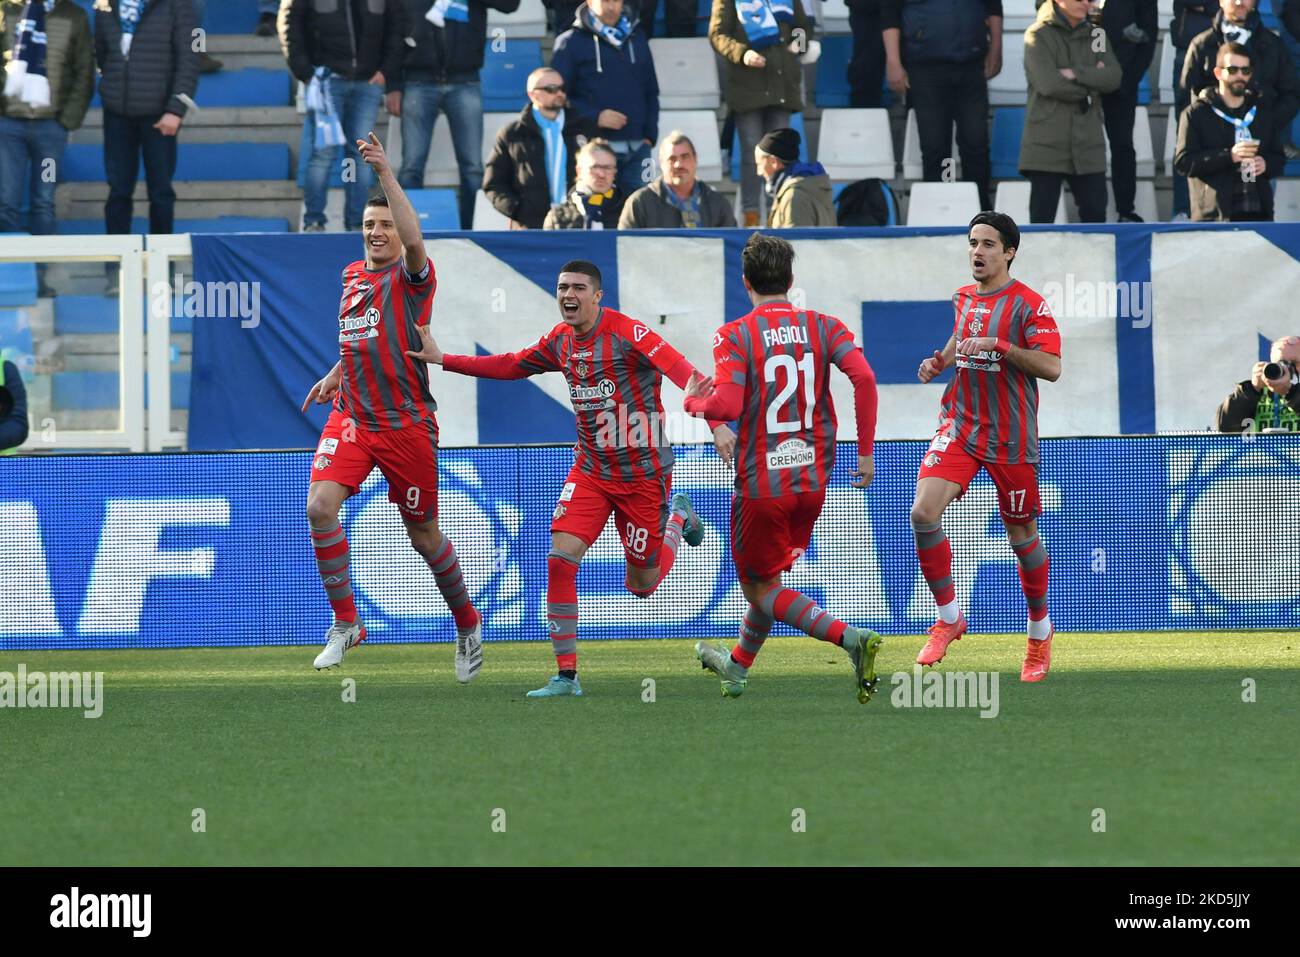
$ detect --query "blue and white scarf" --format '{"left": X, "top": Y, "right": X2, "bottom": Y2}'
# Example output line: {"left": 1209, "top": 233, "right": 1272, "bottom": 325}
{"left": 662, "top": 180, "right": 703, "bottom": 228}
{"left": 4, "top": 0, "right": 55, "bottom": 108}
{"left": 533, "top": 106, "right": 567, "bottom": 207}
{"left": 1211, "top": 102, "right": 1257, "bottom": 142}
{"left": 118, "top": 0, "right": 150, "bottom": 58}
{"left": 735, "top": 0, "right": 781, "bottom": 51}
{"left": 579, "top": 4, "right": 632, "bottom": 49}
{"left": 306, "top": 66, "right": 347, "bottom": 149}
{"left": 425, "top": 0, "right": 469, "bottom": 27}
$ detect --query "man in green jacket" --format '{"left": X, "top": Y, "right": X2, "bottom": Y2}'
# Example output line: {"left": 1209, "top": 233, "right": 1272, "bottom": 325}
{"left": 1020, "top": 0, "right": 1121, "bottom": 222}
{"left": 755, "top": 127, "right": 835, "bottom": 227}
{"left": 0, "top": 0, "right": 94, "bottom": 290}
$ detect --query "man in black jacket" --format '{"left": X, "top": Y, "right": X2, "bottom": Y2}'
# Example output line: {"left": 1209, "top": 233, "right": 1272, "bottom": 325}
{"left": 94, "top": 0, "right": 200, "bottom": 237}
{"left": 1170, "top": 1, "right": 1218, "bottom": 218}
{"left": 1101, "top": 0, "right": 1158, "bottom": 222}
{"left": 280, "top": 0, "right": 406, "bottom": 231}
{"left": 1175, "top": 42, "right": 1285, "bottom": 220}
{"left": 395, "top": 0, "right": 519, "bottom": 230}
{"left": 482, "top": 67, "right": 600, "bottom": 228}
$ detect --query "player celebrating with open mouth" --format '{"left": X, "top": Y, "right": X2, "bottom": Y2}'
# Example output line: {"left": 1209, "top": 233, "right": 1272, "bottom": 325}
{"left": 912, "top": 212, "right": 1062, "bottom": 681}
{"left": 405, "top": 260, "right": 735, "bottom": 698}
{"left": 301, "top": 133, "right": 483, "bottom": 681}
{"left": 683, "top": 233, "right": 883, "bottom": 702}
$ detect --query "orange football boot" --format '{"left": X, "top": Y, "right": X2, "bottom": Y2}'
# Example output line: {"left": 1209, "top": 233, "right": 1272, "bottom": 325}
{"left": 1021, "top": 628, "right": 1053, "bottom": 682}
{"left": 916, "top": 613, "right": 967, "bottom": 666}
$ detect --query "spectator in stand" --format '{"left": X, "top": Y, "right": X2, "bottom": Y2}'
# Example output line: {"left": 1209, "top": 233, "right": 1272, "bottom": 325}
{"left": 0, "top": 355, "right": 27, "bottom": 453}
{"left": 1181, "top": 0, "right": 1300, "bottom": 161}
{"left": 543, "top": 137, "right": 626, "bottom": 227}
{"left": 755, "top": 126, "right": 834, "bottom": 226}
{"left": 482, "top": 66, "right": 601, "bottom": 228}
{"left": 95, "top": 0, "right": 200, "bottom": 248}
{"left": 1020, "top": 0, "right": 1120, "bottom": 224}
{"left": 1100, "top": 0, "right": 1157, "bottom": 222}
{"left": 1215, "top": 335, "right": 1300, "bottom": 432}
{"left": 545, "top": 0, "right": 664, "bottom": 37}
{"left": 280, "top": 0, "right": 405, "bottom": 232}
{"left": 620, "top": 130, "right": 737, "bottom": 227}
{"left": 1175, "top": 42, "right": 1285, "bottom": 221}
{"left": 882, "top": 0, "right": 1000, "bottom": 212}
{"left": 1282, "top": 0, "right": 1300, "bottom": 75}
{"left": 0, "top": 0, "right": 94, "bottom": 295}
{"left": 552, "top": 0, "right": 660, "bottom": 198}
{"left": 396, "top": 0, "right": 520, "bottom": 231}
{"left": 710, "top": 0, "right": 810, "bottom": 228}
{"left": 847, "top": 0, "right": 885, "bottom": 108}
{"left": 1170, "top": 1, "right": 1218, "bottom": 218}
{"left": 255, "top": 0, "right": 281, "bottom": 37}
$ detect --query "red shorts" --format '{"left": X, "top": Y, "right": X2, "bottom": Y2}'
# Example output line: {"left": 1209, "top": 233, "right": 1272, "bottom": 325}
{"left": 730, "top": 490, "right": 826, "bottom": 584}
{"left": 310, "top": 409, "right": 440, "bottom": 523}
{"left": 917, "top": 435, "right": 1040, "bottom": 523}
{"left": 551, "top": 466, "right": 672, "bottom": 568}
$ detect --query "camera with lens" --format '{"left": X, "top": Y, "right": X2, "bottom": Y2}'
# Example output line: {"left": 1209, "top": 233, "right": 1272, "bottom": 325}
{"left": 1264, "top": 359, "right": 1297, "bottom": 382}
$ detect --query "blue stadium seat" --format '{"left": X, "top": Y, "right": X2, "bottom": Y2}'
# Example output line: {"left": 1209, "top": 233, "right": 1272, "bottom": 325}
{"left": 730, "top": 111, "right": 808, "bottom": 182}
{"left": 0, "top": 262, "right": 37, "bottom": 307}
{"left": 481, "top": 39, "right": 543, "bottom": 111}
{"left": 652, "top": 0, "right": 712, "bottom": 37}
{"left": 0, "top": 308, "right": 34, "bottom": 358}
{"left": 61, "top": 143, "right": 290, "bottom": 182}
{"left": 991, "top": 107, "right": 1026, "bottom": 180}
{"left": 53, "top": 371, "right": 191, "bottom": 411}
{"left": 192, "top": 68, "right": 293, "bottom": 108}
{"left": 815, "top": 35, "right": 854, "bottom": 108}
{"left": 55, "top": 295, "right": 118, "bottom": 335}
{"left": 1137, "top": 71, "right": 1151, "bottom": 106}
{"left": 1260, "top": 0, "right": 1282, "bottom": 30}
{"left": 406, "top": 189, "right": 461, "bottom": 231}
{"left": 57, "top": 216, "right": 289, "bottom": 235}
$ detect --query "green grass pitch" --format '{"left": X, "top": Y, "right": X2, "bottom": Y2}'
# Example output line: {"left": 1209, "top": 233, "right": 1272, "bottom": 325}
{"left": 2, "top": 631, "right": 1296, "bottom": 866}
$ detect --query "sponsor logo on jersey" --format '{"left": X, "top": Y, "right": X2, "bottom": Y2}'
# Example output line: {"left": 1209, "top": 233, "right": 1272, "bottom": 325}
{"left": 713, "top": 332, "right": 725, "bottom": 348}
{"left": 766, "top": 437, "right": 816, "bottom": 471}
{"left": 313, "top": 455, "right": 332, "bottom": 470}
{"left": 570, "top": 350, "right": 594, "bottom": 360}
{"left": 970, "top": 304, "right": 991, "bottom": 315}
{"left": 929, "top": 434, "right": 952, "bottom": 453}
{"left": 339, "top": 307, "right": 381, "bottom": 342}
{"left": 559, "top": 482, "right": 576, "bottom": 502}
{"left": 632, "top": 324, "right": 649, "bottom": 343}
{"left": 318, "top": 438, "right": 339, "bottom": 455}
{"left": 1036, "top": 300, "right": 1051, "bottom": 317}
{"left": 761, "top": 325, "right": 809, "bottom": 349}
{"left": 956, "top": 354, "right": 1003, "bottom": 373}
{"left": 570, "top": 378, "right": 617, "bottom": 402}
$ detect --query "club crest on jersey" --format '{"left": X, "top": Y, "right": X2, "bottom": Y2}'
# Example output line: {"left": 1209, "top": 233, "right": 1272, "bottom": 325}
{"left": 314, "top": 454, "right": 332, "bottom": 470}
{"left": 767, "top": 437, "right": 815, "bottom": 471}
{"left": 924, "top": 452, "right": 941, "bottom": 468}
{"left": 575, "top": 361, "right": 589, "bottom": 378}
{"left": 339, "top": 307, "right": 381, "bottom": 343}
{"left": 968, "top": 316, "right": 984, "bottom": 336}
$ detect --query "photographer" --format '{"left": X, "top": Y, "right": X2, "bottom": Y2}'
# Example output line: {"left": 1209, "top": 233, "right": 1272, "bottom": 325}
{"left": 1215, "top": 335, "right": 1300, "bottom": 433}
{"left": 0, "top": 356, "right": 29, "bottom": 453}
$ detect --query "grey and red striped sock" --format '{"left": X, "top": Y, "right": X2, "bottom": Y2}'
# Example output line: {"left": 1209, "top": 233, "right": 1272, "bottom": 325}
{"left": 425, "top": 536, "right": 479, "bottom": 632}
{"left": 757, "top": 586, "right": 848, "bottom": 645}
{"left": 548, "top": 548, "right": 581, "bottom": 673}
{"left": 731, "top": 604, "right": 774, "bottom": 668}
{"left": 310, "top": 518, "right": 357, "bottom": 623}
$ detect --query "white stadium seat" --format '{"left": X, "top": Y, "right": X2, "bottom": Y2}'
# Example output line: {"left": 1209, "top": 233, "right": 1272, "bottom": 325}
{"left": 1002, "top": 0, "right": 1037, "bottom": 30}
{"left": 989, "top": 32, "right": 1027, "bottom": 105}
{"left": 488, "top": 0, "right": 548, "bottom": 38}
{"left": 650, "top": 38, "right": 721, "bottom": 110}
{"left": 817, "top": 108, "right": 896, "bottom": 180}
{"left": 906, "top": 182, "right": 981, "bottom": 225}
{"left": 1271, "top": 180, "right": 1300, "bottom": 222}
{"left": 473, "top": 190, "right": 512, "bottom": 230}
{"left": 655, "top": 110, "right": 724, "bottom": 184}
{"left": 1105, "top": 179, "right": 1159, "bottom": 222}
{"left": 481, "top": 111, "right": 519, "bottom": 165}
{"left": 902, "top": 109, "right": 960, "bottom": 180}
{"left": 1103, "top": 105, "right": 1156, "bottom": 178}
{"left": 1159, "top": 31, "right": 1176, "bottom": 105}
{"left": 818, "top": 0, "right": 851, "bottom": 33}
{"left": 994, "top": 180, "right": 1067, "bottom": 224}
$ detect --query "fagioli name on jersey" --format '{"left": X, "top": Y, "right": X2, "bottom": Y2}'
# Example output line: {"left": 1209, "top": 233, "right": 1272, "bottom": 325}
{"left": 761, "top": 326, "right": 809, "bottom": 349}
{"left": 339, "top": 308, "right": 381, "bottom": 343}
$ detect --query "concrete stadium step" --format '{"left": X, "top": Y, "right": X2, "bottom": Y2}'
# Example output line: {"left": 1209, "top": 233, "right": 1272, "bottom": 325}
{"left": 59, "top": 180, "right": 303, "bottom": 226}
{"left": 203, "top": 35, "right": 291, "bottom": 73}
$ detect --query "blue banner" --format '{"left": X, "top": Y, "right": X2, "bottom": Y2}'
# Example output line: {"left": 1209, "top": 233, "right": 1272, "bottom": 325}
{"left": 2, "top": 435, "right": 1296, "bottom": 649}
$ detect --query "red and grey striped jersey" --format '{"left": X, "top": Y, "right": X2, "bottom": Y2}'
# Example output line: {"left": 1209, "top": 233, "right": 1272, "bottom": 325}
{"left": 713, "top": 301, "right": 863, "bottom": 499}
{"left": 442, "top": 308, "right": 693, "bottom": 481}
{"left": 334, "top": 257, "right": 437, "bottom": 431}
{"left": 939, "top": 279, "right": 1061, "bottom": 464}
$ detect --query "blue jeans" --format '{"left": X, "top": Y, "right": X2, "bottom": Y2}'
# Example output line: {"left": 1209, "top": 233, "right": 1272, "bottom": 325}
{"left": 397, "top": 81, "right": 483, "bottom": 230}
{"left": 614, "top": 140, "right": 654, "bottom": 197}
{"left": 0, "top": 117, "right": 67, "bottom": 234}
{"left": 304, "top": 77, "right": 383, "bottom": 229}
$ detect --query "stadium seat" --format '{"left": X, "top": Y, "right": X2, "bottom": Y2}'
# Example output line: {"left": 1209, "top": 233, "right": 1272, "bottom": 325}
{"left": 1137, "top": 70, "right": 1151, "bottom": 106}
{"left": 1105, "top": 179, "right": 1159, "bottom": 222}
{"left": 1102, "top": 105, "right": 1155, "bottom": 177}
{"left": 1260, "top": 0, "right": 1281, "bottom": 30}
{"left": 1271, "top": 179, "right": 1300, "bottom": 222}
{"left": 52, "top": 370, "right": 191, "bottom": 411}
{"left": 56, "top": 217, "right": 289, "bottom": 235}
{"left": 481, "top": 39, "right": 542, "bottom": 111}
{"left": 0, "top": 308, "right": 33, "bottom": 360}
{"left": 902, "top": 109, "right": 960, "bottom": 180}
{"left": 487, "top": 0, "right": 548, "bottom": 37}
{"left": 652, "top": 0, "right": 712, "bottom": 38}
{"left": 731, "top": 111, "right": 807, "bottom": 181}
{"left": 814, "top": 35, "right": 854, "bottom": 108}
{"left": 0, "top": 262, "right": 37, "bottom": 307}
{"left": 991, "top": 107, "right": 1025, "bottom": 179}
{"left": 191, "top": 68, "right": 293, "bottom": 108}
{"left": 55, "top": 296, "right": 117, "bottom": 335}
{"left": 480, "top": 112, "right": 520, "bottom": 168}
{"left": 1002, "top": 0, "right": 1037, "bottom": 30}
{"left": 656, "top": 110, "right": 724, "bottom": 183}
{"left": 816, "top": 108, "right": 895, "bottom": 181}
{"left": 473, "top": 191, "right": 512, "bottom": 230}
{"left": 989, "top": 32, "right": 1026, "bottom": 105}
{"left": 1159, "top": 31, "right": 1176, "bottom": 105}
{"left": 406, "top": 189, "right": 462, "bottom": 231}
{"left": 650, "top": 38, "right": 721, "bottom": 110}
{"left": 1165, "top": 108, "right": 1178, "bottom": 176}
{"left": 905, "top": 182, "right": 980, "bottom": 225}
{"left": 994, "top": 180, "right": 1068, "bottom": 224}
{"left": 61, "top": 143, "right": 291, "bottom": 182}
{"left": 820, "top": 0, "right": 851, "bottom": 33}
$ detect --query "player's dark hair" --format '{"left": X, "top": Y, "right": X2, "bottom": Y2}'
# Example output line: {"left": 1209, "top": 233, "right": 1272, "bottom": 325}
{"left": 559, "top": 259, "right": 602, "bottom": 290}
{"left": 969, "top": 211, "right": 1019, "bottom": 268}
{"left": 365, "top": 190, "right": 390, "bottom": 209}
{"left": 741, "top": 233, "right": 795, "bottom": 295}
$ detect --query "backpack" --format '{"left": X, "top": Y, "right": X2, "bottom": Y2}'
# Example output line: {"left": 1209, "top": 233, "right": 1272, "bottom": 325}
{"left": 835, "top": 178, "right": 898, "bottom": 227}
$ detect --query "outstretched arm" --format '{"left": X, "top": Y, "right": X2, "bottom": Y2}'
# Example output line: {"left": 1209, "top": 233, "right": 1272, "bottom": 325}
{"left": 406, "top": 324, "right": 557, "bottom": 379}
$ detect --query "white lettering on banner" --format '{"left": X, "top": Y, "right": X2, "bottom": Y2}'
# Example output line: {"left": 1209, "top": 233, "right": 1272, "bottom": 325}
{"left": 77, "top": 499, "right": 231, "bottom": 635}
{"left": 0, "top": 502, "right": 62, "bottom": 637}
{"left": 905, "top": 482, "right": 1063, "bottom": 622}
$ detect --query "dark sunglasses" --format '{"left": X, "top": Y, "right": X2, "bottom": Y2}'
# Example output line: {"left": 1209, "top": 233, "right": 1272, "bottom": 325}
{"left": 532, "top": 83, "right": 565, "bottom": 93}
{"left": 1221, "top": 65, "right": 1253, "bottom": 75}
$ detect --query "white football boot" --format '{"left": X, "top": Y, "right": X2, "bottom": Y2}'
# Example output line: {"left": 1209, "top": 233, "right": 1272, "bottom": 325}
{"left": 454, "top": 617, "right": 483, "bottom": 684}
{"left": 313, "top": 618, "right": 366, "bottom": 670}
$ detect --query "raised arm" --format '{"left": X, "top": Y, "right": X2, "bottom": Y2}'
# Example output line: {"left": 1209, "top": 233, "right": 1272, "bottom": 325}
{"left": 358, "top": 132, "right": 427, "bottom": 277}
